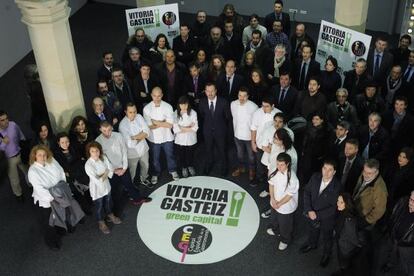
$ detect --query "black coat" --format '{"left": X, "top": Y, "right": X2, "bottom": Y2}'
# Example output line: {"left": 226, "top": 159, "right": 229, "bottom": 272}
{"left": 343, "top": 70, "right": 373, "bottom": 102}
{"left": 198, "top": 96, "right": 231, "bottom": 139}
{"left": 327, "top": 136, "right": 347, "bottom": 162}
{"left": 204, "top": 37, "right": 232, "bottom": 61}
{"left": 272, "top": 85, "right": 298, "bottom": 120}
{"left": 390, "top": 196, "right": 414, "bottom": 246}
{"left": 382, "top": 110, "right": 414, "bottom": 157}
{"left": 358, "top": 125, "right": 390, "bottom": 164}
{"left": 304, "top": 172, "right": 341, "bottom": 220}
{"left": 337, "top": 155, "right": 364, "bottom": 194}
{"left": 88, "top": 108, "right": 116, "bottom": 134}
{"left": 294, "top": 90, "right": 327, "bottom": 120}
{"left": 247, "top": 82, "right": 270, "bottom": 107}
{"left": 97, "top": 62, "right": 121, "bottom": 82}
{"left": 320, "top": 70, "right": 342, "bottom": 102}
{"left": 390, "top": 47, "right": 410, "bottom": 66}
{"left": 54, "top": 146, "right": 89, "bottom": 185}
{"left": 367, "top": 49, "right": 394, "bottom": 86}
{"left": 334, "top": 212, "right": 360, "bottom": 256}
{"left": 122, "top": 58, "right": 148, "bottom": 82}
{"left": 191, "top": 21, "right": 211, "bottom": 43}
{"left": 244, "top": 41, "right": 273, "bottom": 76}
{"left": 264, "top": 12, "right": 291, "bottom": 38}
{"left": 109, "top": 80, "right": 135, "bottom": 111}
{"left": 326, "top": 101, "right": 359, "bottom": 130}
{"left": 267, "top": 58, "right": 292, "bottom": 85}
{"left": 292, "top": 58, "right": 321, "bottom": 91}
{"left": 386, "top": 164, "right": 414, "bottom": 206}
{"left": 184, "top": 74, "right": 207, "bottom": 105}
{"left": 222, "top": 33, "right": 244, "bottom": 65}
{"left": 122, "top": 36, "right": 153, "bottom": 63}
{"left": 289, "top": 33, "right": 316, "bottom": 60}
{"left": 173, "top": 36, "right": 198, "bottom": 66}
{"left": 215, "top": 73, "right": 245, "bottom": 102}
{"left": 354, "top": 94, "right": 386, "bottom": 124}
{"left": 131, "top": 74, "right": 160, "bottom": 108}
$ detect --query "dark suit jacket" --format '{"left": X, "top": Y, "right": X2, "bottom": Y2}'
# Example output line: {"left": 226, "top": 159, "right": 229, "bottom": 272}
{"left": 264, "top": 12, "right": 291, "bottom": 38}
{"left": 367, "top": 49, "right": 394, "bottom": 85}
{"left": 358, "top": 125, "right": 390, "bottom": 164}
{"left": 289, "top": 33, "right": 316, "bottom": 60}
{"left": 244, "top": 41, "right": 273, "bottom": 76}
{"left": 131, "top": 74, "right": 160, "bottom": 108}
{"left": 327, "top": 136, "right": 347, "bottom": 162}
{"left": 88, "top": 108, "right": 116, "bottom": 134}
{"left": 337, "top": 155, "right": 364, "bottom": 194}
{"left": 382, "top": 110, "right": 414, "bottom": 157}
{"left": 216, "top": 73, "right": 245, "bottom": 102}
{"left": 343, "top": 70, "right": 373, "bottom": 102}
{"left": 272, "top": 85, "right": 298, "bottom": 120}
{"left": 304, "top": 172, "right": 341, "bottom": 220}
{"left": 292, "top": 58, "right": 321, "bottom": 91}
{"left": 97, "top": 62, "right": 121, "bottom": 82}
{"left": 184, "top": 74, "right": 207, "bottom": 103}
{"left": 153, "top": 61, "right": 188, "bottom": 106}
{"left": 173, "top": 36, "right": 198, "bottom": 65}
{"left": 223, "top": 33, "right": 244, "bottom": 65}
{"left": 198, "top": 96, "right": 231, "bottom": 139}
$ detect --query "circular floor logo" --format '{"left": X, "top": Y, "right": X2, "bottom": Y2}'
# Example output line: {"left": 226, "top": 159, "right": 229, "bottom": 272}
{"left": 137, "top": 176, "right": 260, "bottom": 264}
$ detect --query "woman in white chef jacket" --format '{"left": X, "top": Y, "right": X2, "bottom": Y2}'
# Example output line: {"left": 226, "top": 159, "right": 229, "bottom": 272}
{"left": 173, "top": 96, "right": 198, "bottom": 178}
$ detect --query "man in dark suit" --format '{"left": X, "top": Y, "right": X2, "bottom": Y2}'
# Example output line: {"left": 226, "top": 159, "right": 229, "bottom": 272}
{"left": 131, "top": 63, "right": 160, "bottom": 110}
{"left": 153, "top": 50, "right": 188, "bottom": 107}
{"left": 382, "top": 65, "right": 404, "bottom": 110}
{"left": 264, "top": 0, "right": 291, "bottom": 38}
{"left": 337, "top": 139, "right": 364, "bottom": 194}
{"left": 301, "top": 159, "right": 341, "bottom": 267}
{"left": 89, "top": 97, "right": 117, "bottom": 133}
{"left": 272, "top": 72, "right": 298, "bottom": 120}
{"left": 343, "top": 58, "right": 373, "bottom": 102}
{"left": 292, "top": 45, "right": 321, "bottom": 91}
{"left": 400, "top": 51, "right": 414, "bottom": 113}
{"left": 367, "top": 36, "right": 394, "bottom": 89}
{"left": 382, "top": 96, "right": 414, "bottom": 159}
{"left": 289, "top": 23, "right": 316, "bottom": 60}
{"left": 216, "top": 59, "right": 245, "bottom": 102}
{"left": 122, "top": 47, "right": 148, "bottom": 83}
{"left": 223, "top": 20, "right": 244, "bottom": 65}
{"left": 203, "top": 27, "right": 232, "bottom": 61}
{"left": 185, "top": 63, "right": 207, "bottom": 108}
{"left": 244, "top": 30, "right": 273, "bottom": 75}
{"left": 198, "top": 83, "right": 232, "bottom": 175}
{"left": 97, "top": 51, "right": 120, "bottom": 82}
{"left": 173, "top": 23, "right": 198, "bottom": 66}
{"left": 109, "top": 68, "right": 135, "bottom": 111}
{"left": 328, "top": 121, "right": 350, "bottom": 162}
{"left": 390, "top": 34, "right": 411, "bottom": 66}
{"left": 359, "top": 112, "right": 390, "bottom": 168}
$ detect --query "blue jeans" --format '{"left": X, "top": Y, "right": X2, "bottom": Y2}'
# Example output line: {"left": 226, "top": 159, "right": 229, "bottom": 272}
{"left": 149, "top": 141, "right": 177, "bottom": 176}
{"left": 234, "top": 138, "right": 255, "bottom": 169}
{"left": 109, "top": 168, "right": 141, "bottom": 200}
{"left": 95, "top": 193, "right": 113, "bottom": 221}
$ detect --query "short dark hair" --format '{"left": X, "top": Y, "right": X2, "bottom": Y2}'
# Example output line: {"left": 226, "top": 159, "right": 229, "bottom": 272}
{"left": 262, "top": 95, "right": 274, "bottom": 105}
{"left": 274, "top": 0, "right": 284, "bottom": 6}
{"left": 326, "top": 56, "right": 338, "bottom": 70}
{"left": 102, "top": 51, "right": 112, "bottom": 58}
{"left": 252, "top": 29, "right": 262, "bottom": 37}
{"left": 205, "top": 82, "right": 216, "bottom": 90}
{"left": 346, "top": 138, "right": 359, "bottom": 148}
{"left": 180, "top": 23, "right": 190, "bottom": 29}
{"left": 238, "top": 86, "right": 249, "bottom": 95}
{"left": 376, "top": 36, "right": 388, "bottom": 43}
{"left": 0, "top": 110, "right": 7, "bottom": 117}
{"left": 400, "top": 34, "right": 412, "bottom": 44}
{"left": 249, "top": 14, "right": 259, "bottom": 21}
{"left": 99, "top": 120, "right": 112, "bottom": 128}
{"left": 365, "top": 158, "right": 380, "bottom": 170}
{"left": 309, "top": 75, "right": 320, "bottom": 85}
{"left": 125, "top": 102, "right": 136, "bottom": 110}
{"left": 188, "top": 62, "right": 200, "bottom": 70}
{"left": 323, "top": 158, "right": 337, "bottom": 171}
{"left": 394, "top": 95, "right": 408, "bottom": 106}
{"left": 56, "top": 132, "right": 70, "bottom": 144}
{"left": 337, "top": 120, "right": 351, "bottom": 131}
{"left": 274, "top": 112, "right": 285, "bottom": 122}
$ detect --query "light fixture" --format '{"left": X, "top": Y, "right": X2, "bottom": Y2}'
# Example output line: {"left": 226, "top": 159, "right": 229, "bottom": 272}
{"left": 410, "top": 22, "right": 414, "bottom": 27}
{"left": 408, "top": 28, "right": 413, "bottom": 33}
{"left": 411, "top": 15, "right": 414, "bottom": 20}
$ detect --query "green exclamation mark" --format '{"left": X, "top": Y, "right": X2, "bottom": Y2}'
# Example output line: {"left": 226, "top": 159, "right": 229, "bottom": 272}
{"left": 226, "top": 191, "right": 246, "bottom": 227}
{"left": 344, "top": 33, "right": 351, "bottom": 52}
{"left": 154, "top": 9, "right": 160, "bottom": 27}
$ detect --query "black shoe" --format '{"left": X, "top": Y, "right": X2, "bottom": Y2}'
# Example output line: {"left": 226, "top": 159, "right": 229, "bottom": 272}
{"left": 249, "top": 180, "right": 258, "bottom": 187}
{"left": 319, "top": 254, "right": 330, "bottom": 267}
{"left": 381, "top": 263, "right": 393, "bottom": 273}
{"left": 299, "top": 244, "right": 316, "bottom": 253}
{"left": 16, "top": 195, "right": 24, "bottom": 203}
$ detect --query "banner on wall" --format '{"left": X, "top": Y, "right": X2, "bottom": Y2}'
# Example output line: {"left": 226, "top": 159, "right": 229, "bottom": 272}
{"left": 137, "top": 176, "right": 260, "bottom": 264}
{"left": 125, "top": 3, "right": 180, "bottom": 45}
{"left": 315, "top": 20, "right": 372, "bottom": 78}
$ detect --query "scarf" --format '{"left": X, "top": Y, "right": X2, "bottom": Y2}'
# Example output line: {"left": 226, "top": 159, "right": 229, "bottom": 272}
{"left": 249, "top": 40, "right": 262, "bottom": 52}
{"left": 385, "top": 76, "right": 402, "bottom": 106}
{"left": 392, "top": 110, "right": 406, "bottom": 136}
{"left": 273, "top": 55, "right": 286, "bottom": 78}
{"left": 157, "top": 47, "right": 168, "bottom": 61}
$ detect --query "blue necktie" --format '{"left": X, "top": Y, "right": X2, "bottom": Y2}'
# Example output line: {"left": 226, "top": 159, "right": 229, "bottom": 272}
{"left": 373, "top": 54, "right": 380, "bottom": 77}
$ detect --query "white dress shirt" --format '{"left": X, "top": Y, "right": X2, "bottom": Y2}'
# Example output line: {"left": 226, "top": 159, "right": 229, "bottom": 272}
{"left": 173, "top": 109, "right": 198, "bottom": 146}
{"left": 231, "top": 100, "right": 259, "bottom": 141}
{"left": 250, "top": 107, "right": 281, "bottom": 149}
{"left": 260, "top": 125, "right": 295, "bottom": 149}
{"left": 119, "top": 114, "right": 150, "bottom": 159}
{"left": 143, "top": 101, "right": 174, "bottom": 144}
{"left": 85, "top": 156, "right": 114, "bottom": 201}
{"left": 269, "top": 170, "right": 299, "bottom": 214}
{"left": 319, "top": 179, "right": 332, "bottom": 195}
{"left": 95, "top": 132, "right": 128, "bottom": 170}
{"left": 28, "top": 158, "right": 66, "bottom": 208}
{"left": 264, "top": 145, "right": 298, "bottom": 174}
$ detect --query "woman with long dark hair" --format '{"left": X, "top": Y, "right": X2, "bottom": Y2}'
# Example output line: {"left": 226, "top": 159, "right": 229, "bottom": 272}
{"left": 149, "top": 33, "right": 171, "bottom": 64}
{"left": 194, "top": 48, "right": 209, "bottom": 78}
{"left": 248, "top": 68, "right": 269, "bottom": 106}
{"left": 207, "top": 54, "right": 225, "bottom": 82}
{"left": 332, "top": 193, "right": 360, "bottom": 276}
{"left": 31, "top": 122, "right": 56, "bottom": 151}
{"left": 69, "top": 116, "right": 95, "bottom": 161}
{"left": 173, "top": 96, "right": 199, "bottom": 178}
{"left": 320, "top": 56, "right": 342, "bottom": 103}
{"left": 266, "top": 152, "right": 299, "bottom": 251}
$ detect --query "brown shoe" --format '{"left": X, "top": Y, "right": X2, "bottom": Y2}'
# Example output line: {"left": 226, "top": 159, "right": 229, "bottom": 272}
{"left": 249, "top": 169, "right": 256, "bottom": 181}
{"left": 232, "top": 167, "right": 243, "bottom": 177}
{"left": 108, "top": 214, "right": 122, "bottom": 225}
{"left": 98, "top": 221, "right": 110, "bottom": 234}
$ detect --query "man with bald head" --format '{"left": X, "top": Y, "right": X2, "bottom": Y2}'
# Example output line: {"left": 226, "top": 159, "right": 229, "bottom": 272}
{"left": 204, "top": 26, "right": 232, "bottom": 60}
{"left": 289, "top": 23, "right": 315, "bottom": 60}
{"left": 89, "top": 96, "right": 118, "bottom": 133}
{"left": 153, "top": 49, "right": 187, "bottom": 107}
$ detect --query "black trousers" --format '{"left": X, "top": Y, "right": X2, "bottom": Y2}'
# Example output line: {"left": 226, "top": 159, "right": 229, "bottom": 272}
{"left": 307, "top": 217, "right": 335, "bottom": 256}
{"left": 270, "top": 209, "right": 294, "bottom": 244}
{"left": 176, "top": 144, "right": 196, "bottom": 169}
{"left": 37, "top": 205, "right": 62, "bottom": 249}
{"left": 204, "top": 133, "right": 226, "bottom": 171}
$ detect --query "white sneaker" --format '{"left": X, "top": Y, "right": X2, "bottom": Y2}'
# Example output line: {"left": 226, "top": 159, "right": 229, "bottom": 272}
{"left": 259, "top": 190, "right": 270, "bottom": 198}
{"left": 278, "top": 241, "right": 288, "bottom": 251}
{"left": 181, "top": 168, "right": 189, "bottom": 178}
{"left": 171, "top": 171, "right": 180, "bottom": 181}
{"left": 188, "top": 167, "right": 196, "bottom": 176}
{"left": 266, "top": 228, "right": 275, "bottom": 236}
{"left": 151, "top": 176, "right": 158, "bottom": 185}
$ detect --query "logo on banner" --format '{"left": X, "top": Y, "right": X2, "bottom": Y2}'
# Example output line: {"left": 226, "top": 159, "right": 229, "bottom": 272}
{"left": 137, "top": 177, "right": 259, "bottom": 264}
{"left": 162, "top": 12, "right": 177, "bottom": 26}
{"left": 351, "top": 41, "right": 367, "bottom": 57}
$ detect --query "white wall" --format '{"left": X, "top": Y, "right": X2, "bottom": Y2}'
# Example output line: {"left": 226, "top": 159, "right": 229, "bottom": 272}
{"left": 0, "top": 0, "right": 87, "bottom": 77}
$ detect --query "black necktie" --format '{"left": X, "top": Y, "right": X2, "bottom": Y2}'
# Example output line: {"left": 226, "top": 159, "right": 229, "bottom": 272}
{"left": 227, "top": 77, "right": 231, "bottom": 95}
{"left": 209, "top": 101, "right": 214, "bottom": 116}
{"left": 279, "top": 88, "right": 286, "bottom": 104}
{"left": 299, "top": 62, "right": 307, "bottom": 90}
{"left": 374, "top": 54, "right": 380, "bottom": 77}
{"left": 341, "top": 159, "right": 352, "bottom": 186}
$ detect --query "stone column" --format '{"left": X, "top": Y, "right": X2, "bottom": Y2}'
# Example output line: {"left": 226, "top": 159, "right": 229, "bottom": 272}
{"left": 137, "top": 0, "right": 165, "bottom": 8}
{"left": 15, "top": 0, "right": 85, "bottom": 132}
{"left": 335, "top": 0, "right": 370, "bottom": 33}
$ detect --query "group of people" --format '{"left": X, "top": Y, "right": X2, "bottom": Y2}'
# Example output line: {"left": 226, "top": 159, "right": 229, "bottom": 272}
{"left": 1, "top": 1, "right": 414, "bottom": 275}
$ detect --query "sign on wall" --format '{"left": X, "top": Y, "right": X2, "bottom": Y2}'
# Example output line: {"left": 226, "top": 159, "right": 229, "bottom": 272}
{"left": 136, "top": 176, "right": 260, "bottom": 264}
{"left": 125, "top": 3, "right": 180, "bottom": 45}
{"left": 316, "top": 20, "right": 372, "bottom": 78}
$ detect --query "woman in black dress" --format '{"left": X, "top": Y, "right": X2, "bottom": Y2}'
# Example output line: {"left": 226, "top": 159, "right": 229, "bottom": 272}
{"left": 320, "top": 56, "right": 342, "bottom": 103}
{"left": 247, "top": 68, "right": 269, "bottom": 106}
{"left": 69, "top": 116, "right": 96, "bottom": 161}
{"left": 31, "top": 121, "right": 56, "bottom": 152}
